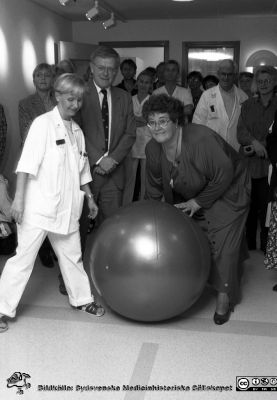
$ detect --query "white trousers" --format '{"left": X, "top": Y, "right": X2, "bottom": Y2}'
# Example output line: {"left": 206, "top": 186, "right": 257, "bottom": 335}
{"left": 0, "top": 221, "right": 94, "bottom": 318}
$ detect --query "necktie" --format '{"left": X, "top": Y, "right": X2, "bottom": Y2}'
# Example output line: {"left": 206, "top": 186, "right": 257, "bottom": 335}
{"left": 101, "top": 89, "right": 109, "bottom": 152}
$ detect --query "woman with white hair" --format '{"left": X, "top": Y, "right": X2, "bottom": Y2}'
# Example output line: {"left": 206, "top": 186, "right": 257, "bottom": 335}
{"left": 237, "top": 65, "right": 277, "bottom": 252}
{"left": 0, "top": 73, "right": 105, "bottom": 333}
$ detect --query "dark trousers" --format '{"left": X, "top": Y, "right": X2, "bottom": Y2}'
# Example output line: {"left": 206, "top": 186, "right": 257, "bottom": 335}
{"left": 79, "top": 176, "right": 123, "bottom": 254}
{"left": 246, "top": 177, "right": 269, "bottom": 251}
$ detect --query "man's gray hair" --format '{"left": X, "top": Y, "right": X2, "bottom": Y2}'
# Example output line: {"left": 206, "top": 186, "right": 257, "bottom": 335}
{"left": 90, "top": 45, "right": 120, "bottom": 67}
{"left": 217, "top": 59, "right": 238, "bottom": 74}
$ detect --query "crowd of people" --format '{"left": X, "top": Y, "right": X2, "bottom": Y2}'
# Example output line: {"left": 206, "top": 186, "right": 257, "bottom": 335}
{"left": 0, "top": 44, "right": 277, "bottom": 332}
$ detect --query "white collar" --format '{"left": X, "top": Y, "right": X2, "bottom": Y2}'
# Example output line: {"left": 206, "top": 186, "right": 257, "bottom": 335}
{"left": 94, "top": 81, "right": 111, "bottom": 95}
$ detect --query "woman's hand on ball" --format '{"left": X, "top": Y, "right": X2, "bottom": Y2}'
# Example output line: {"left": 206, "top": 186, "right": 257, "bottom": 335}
{"left": 174, "top": 199, "right": 201, "bottom": 217}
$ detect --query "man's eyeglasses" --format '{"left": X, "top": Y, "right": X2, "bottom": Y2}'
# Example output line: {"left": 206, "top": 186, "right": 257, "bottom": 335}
{"left": 92, "top": 63, "right": 117, "bottom": 74}
{"left": 257, "top": 79, "right": 272, "bottom": 86}
{"left": 147, "top": 119, "right": 170, "bottom": 130}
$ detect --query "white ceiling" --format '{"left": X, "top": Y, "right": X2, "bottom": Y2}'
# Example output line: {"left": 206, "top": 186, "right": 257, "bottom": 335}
{"left": 30, "top": 0, "right": 277, "bottom": 22}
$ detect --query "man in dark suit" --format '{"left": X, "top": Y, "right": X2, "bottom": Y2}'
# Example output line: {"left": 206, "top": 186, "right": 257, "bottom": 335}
{"left": 79, "top": 46, "right": 136, "bottom": 236}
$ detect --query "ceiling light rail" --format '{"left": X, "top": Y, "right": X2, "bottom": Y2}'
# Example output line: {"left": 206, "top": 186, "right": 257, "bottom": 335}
{"left": 58, "top": 0, "right": 126, "bottom": 28}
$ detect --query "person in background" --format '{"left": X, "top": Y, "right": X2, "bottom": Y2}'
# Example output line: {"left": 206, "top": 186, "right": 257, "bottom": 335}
{"left": 19, "top": 63, "right": 56, "bottom": 145}
{"left": 0, "top": 73, "right": 105, "bottom": 333}
{"left": 53, "top": 59, "right": 76, "bottom": 77}
{"left": 83, "top": 65, "right": 93, "bottom": 82}
{"left": 153, "top": 62, "right": 166, "bottom": 90}
{"left": 237, "top": 66, "right": 277, "bottom": 252}
{"left": 78, "top": 45, "right": 136, "bottom": 239}
{"left": 265, "top": 109, "right": 277, "bottom": 290}
{"left": 0, "top": 175, "right": 16, "bottom": 256}
{"left": 193, "top": 59, "right": 248, "bottom": 152}
{"left": 202, "top": 75, "right": 219, "bottom": 90}
{"left": 123, "top": 70, "right": 153, "bottom": 205}
{"left": 153, "top": 60, "right": 193, "bottom": 123}
{"left": 187, "top": 70, "right": 204, "bottom": 120}
{"left": 116, "top": 59, "right": 137, "bottom": 96}
{"left": 143, "top": 94, "right": 250, "bottom": 325}
{"left": 0, "top": 104, "right": 7, "bottom": 168}
{"left": 18, "top": 63, "right": 57, "bottom": 269}
{"left": 239, "top": 71, "right": 254, "bottom": 98}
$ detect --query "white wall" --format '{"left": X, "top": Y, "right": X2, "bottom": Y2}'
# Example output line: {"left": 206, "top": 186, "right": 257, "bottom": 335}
{"left": 72, "top": 16, "right": 277, "bottom": 71}
{"left": 0, "top": 0, "right": 72, "bottom": 188}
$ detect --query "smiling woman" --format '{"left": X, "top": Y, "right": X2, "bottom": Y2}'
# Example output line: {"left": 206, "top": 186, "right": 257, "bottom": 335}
{"left": 0, "top": 73, "right": 105, "bottom": 333}
{"left": 143, "top": 94, "right": 251, "bottom": 325}
{"left": 54, "top": 73, "right": 85, "bottom": 121}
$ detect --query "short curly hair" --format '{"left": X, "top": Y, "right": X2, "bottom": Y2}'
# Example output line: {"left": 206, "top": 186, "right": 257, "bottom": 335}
{"left": 142, "top": 94, "right": 186, "bottom": 126}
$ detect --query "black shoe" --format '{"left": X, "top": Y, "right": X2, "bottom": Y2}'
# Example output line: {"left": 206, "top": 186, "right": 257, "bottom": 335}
{"left": 273, "top": 284, "right": 277, "bottom": 292}
{"left": 51, "top": 251, "right": 58, "bottom": 261}
{"left": 213, "top": 310, "right": 231, "bottom": 325}
{"left": 59, "top": 283, "right": 68, "bottom": 296}
{"left": 214, "top": 304, "right": 234, "bottom": 325}
{"left": 39, "top": 253, "right": 54, "bottom": 268}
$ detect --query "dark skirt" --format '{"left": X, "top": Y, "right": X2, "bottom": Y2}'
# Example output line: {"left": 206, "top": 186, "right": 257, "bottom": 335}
{"left": 196, "top": 205, "right": 249, "bottom": 309}
{"left": 264, "top": 201, "right": 277, "bottom": 270}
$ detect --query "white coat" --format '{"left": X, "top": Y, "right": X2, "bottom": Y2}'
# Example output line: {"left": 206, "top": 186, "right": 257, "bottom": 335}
{"left": 193, "top": 84, "right": 248, "bottom": 152}
{"left": 0, "top": 107, "right": 94, "bottom": 318}
{"left": 153, "top": 85, "right": 193, "bottom": 107}
{"left": 16, "top": 106, "right": 92, "bottom": 234}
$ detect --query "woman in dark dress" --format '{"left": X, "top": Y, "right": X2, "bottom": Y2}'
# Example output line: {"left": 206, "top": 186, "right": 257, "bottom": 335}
{"left": 264, "top": 110, "right": 277, "bottom": 290}
{"left": 143, "top": 94, "right": 251, "bottom": 324}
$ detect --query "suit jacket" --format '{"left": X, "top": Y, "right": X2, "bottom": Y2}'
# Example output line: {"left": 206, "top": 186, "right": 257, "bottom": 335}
{"left": 18, "top": 92, "right": 56, "bottom": 144}
{"left": 79, "top": 81, "right": 136, "bottom": 188}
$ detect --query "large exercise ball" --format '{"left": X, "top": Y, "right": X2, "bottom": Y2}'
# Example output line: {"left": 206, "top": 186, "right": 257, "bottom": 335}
{"left": 90, "top": 200, "right": 211, "bottom": 322}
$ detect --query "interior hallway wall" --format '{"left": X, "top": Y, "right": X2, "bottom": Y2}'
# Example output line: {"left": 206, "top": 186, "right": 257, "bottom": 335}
{"left": 0, "top": 0, "right": 72, "bottom": 189}
{"left": 72, "top": 15, "right": 277, "bottom": 72}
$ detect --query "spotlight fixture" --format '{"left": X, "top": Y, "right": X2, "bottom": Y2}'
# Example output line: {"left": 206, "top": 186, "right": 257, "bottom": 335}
{"left": 86, "top": 1, "right": 100, "bottom": 20}
{"left": 102, "top": 12, "right": 116, "bottom": 29}
{"left": 58, "top": 0, "right": 71, "bottom": 5}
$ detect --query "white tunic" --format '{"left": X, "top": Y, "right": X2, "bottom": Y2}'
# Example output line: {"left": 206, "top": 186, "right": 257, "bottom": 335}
{"left": 153, "top": 85, "right": 193, "bottom": 107}
{"left": 16, "top": 106, "right": 92, "bottom": 234}
{"left": 193, "top": 84, "right": 248, "bottom": 152}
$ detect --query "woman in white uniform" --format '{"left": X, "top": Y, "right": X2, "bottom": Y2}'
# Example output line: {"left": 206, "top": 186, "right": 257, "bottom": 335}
{"left": 0, "top": 73, "right": 105, "bottom": 332}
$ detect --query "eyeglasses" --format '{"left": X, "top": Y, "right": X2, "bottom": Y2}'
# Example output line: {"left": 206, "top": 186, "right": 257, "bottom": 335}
{"left": 257, "top": 79, "right": 272, "bottom": 86}
{"left": 147, "top": 119, "right": 171, "bottom": 130}
{"left": 92, "top": 63, "right": 117, "bottom": 74}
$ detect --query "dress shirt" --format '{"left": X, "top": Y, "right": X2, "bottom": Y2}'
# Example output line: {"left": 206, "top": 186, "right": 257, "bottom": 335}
{"left": 94, "top": 81, "right": 112, "bottom": 155}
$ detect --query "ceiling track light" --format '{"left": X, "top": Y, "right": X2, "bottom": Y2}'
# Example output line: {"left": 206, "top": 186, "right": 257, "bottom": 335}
{"left": 102, "top": 12, "right": 116, "bottom": 30}
{"left": 86, "top": 0, "right": 100, "bottom": 20}
{"left": 58, "top": 0, "right": 75, "bottom": 6}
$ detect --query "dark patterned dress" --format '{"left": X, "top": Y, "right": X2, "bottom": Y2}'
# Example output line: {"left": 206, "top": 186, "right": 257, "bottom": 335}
{"left": 265, "top": 110, "right": 277, "bottom": 270}
{"left": 265, "top": 201, "right": 277, "bottom": 270}
{"left": 145, "top": 123, "right": 251, "bottom": 308}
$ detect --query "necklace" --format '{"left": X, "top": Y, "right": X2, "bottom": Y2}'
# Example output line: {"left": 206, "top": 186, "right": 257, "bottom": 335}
{"left": 162, "top": 127, "right": 182, "bottom": 188}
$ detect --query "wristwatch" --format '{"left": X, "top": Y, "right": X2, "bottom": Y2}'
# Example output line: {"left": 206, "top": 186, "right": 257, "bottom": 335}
{"left": 86, "top": 193, "right": 94, "bottom": 200}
